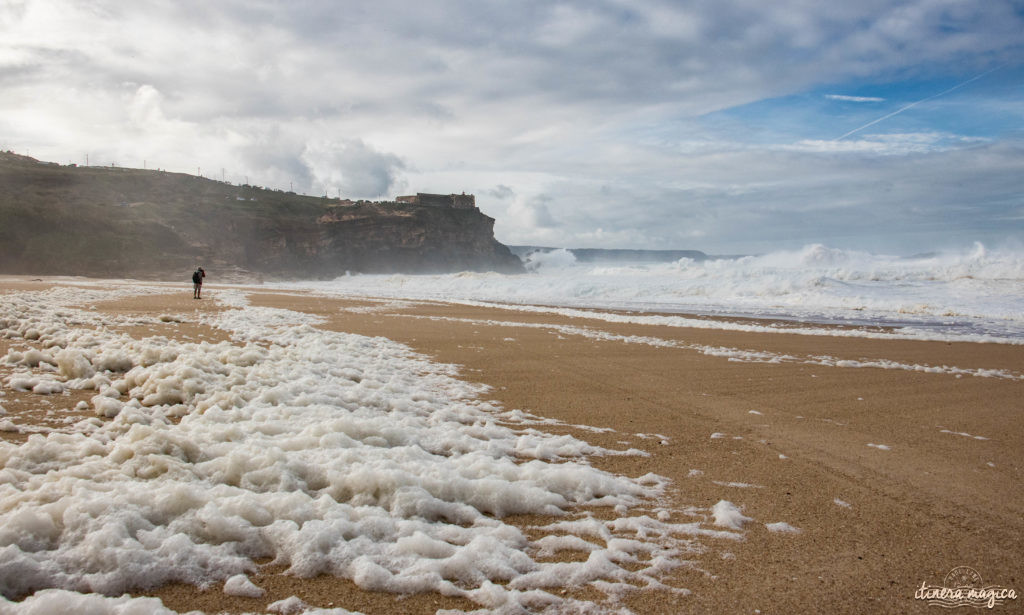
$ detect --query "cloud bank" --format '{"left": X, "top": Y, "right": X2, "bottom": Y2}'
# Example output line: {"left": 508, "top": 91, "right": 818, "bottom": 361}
{"left": 1, "top": 0, "right": 1022, "bottom": 253}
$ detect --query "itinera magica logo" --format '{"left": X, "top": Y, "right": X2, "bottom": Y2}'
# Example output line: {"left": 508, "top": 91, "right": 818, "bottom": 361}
{"left": 915, "top": 566, "right": 1018, "bottom": 609}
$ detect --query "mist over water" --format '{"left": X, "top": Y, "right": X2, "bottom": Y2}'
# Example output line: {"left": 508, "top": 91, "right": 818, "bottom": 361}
{"left": 282, "top": 243, "right": 1024, "bottom": 342}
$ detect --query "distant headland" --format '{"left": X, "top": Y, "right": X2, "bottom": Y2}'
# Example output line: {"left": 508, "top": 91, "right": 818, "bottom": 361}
{"left": 0, "top": 152, "right": 523, "bottom": 280}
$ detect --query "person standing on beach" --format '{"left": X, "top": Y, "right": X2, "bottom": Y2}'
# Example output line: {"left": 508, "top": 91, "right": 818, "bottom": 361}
{"left": 192, "top": 267, "right": 205, "bottom": 299}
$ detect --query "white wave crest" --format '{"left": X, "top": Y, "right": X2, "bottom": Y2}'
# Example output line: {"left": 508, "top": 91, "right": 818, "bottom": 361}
{"left": 280, "top": 242, "right": 1024, "bottom": 341}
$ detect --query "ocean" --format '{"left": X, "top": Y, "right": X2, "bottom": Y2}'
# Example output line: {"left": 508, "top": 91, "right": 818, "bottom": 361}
{"left": 279, "top": 242, "right": 1024, "bottom": 344}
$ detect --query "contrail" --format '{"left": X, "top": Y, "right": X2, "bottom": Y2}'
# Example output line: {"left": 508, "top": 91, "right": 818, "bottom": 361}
{"left": 834, "top": 64, "right": 1004, "bottom": 141}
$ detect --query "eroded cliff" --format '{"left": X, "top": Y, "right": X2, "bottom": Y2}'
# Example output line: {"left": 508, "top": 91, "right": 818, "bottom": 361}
{"left": 0, "top": 153, "right": 523, "bottom": 279}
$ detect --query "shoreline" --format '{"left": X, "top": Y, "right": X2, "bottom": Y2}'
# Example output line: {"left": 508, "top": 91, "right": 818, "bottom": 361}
{"left": 7, "top": 274, "right": 1020, "bottom": 345}
{"left": 1, "top": 278, "right": 1021, "bottom": 613}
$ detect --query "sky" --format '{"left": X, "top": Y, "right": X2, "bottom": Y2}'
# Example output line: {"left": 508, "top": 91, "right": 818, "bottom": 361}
{"left": 1, "top": 0, "right": 1022, "bottom": 255}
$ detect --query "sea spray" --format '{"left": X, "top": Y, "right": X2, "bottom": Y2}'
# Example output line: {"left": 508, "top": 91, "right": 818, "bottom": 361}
{"left": 281, "top": 242, "right": 1024, "bottom": 342}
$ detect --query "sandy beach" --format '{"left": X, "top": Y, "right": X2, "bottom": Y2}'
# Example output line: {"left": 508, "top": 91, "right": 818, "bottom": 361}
{"left": 1, "top": 277, "right": 1021, "bottom": 614}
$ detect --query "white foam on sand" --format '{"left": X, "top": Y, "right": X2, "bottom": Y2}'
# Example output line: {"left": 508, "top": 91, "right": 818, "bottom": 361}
{"left": 398, "top": 314, "right": 1024, "bottom": 381}
{"left": 0, "top": 589, "right": 187, "bottom": 614}
{"left": 0, "top": 286, "right": 746, "bottom": 613}
{"left": 938, "top": 428, "right": 989, "bottom": 440}
{"left": 711, "top": 481, "right": 764, "bottom": 489}
{"left": 223, "top": 574, "right": 265, "bottom": 598}
{"left": 764, "top": 522, "right": 802, "bottom": 534}
{"left": 711, "top": 501, "right": 752, "bottom": 530}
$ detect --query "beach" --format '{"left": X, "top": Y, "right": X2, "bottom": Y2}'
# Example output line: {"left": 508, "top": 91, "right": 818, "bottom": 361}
{"left": 1, "top": 277, "right": 1021, "bottom": 614}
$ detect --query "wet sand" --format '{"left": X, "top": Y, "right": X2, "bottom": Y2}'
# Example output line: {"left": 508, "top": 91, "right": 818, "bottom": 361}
{"left": 2, "top": 278, "right": 1021, "bottom": 613}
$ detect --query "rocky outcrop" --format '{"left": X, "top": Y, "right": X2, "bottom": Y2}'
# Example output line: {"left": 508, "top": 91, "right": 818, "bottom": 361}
{"left": 0, "top": 152, "right": 523, "bottom": 280}
{"left": 312, "top": 203, "right": 520, "bottom": 274}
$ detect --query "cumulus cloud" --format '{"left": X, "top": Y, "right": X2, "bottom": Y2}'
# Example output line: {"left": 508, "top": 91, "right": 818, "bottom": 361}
{"left": 300, "top": 139, "right": 406, "bottom": 199}
{"left": 487, "top": 185, "right": 516, "bottom": 201}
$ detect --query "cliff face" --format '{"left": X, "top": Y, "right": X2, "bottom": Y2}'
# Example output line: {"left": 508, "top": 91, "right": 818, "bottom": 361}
{"left": 0, "top": 153, "right": 523, "bottom": 279}
{"left": 313, "top": 203, "right": 517, "bottom": 274}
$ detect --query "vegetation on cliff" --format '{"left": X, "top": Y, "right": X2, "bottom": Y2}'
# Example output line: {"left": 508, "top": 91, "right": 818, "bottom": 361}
{"left": 0, "top": 152, "right": 523, "bottom": 280}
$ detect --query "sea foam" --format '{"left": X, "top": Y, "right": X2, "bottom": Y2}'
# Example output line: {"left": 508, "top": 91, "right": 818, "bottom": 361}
{"left": 0, "top": 286, "right": 738, "bottom": 613}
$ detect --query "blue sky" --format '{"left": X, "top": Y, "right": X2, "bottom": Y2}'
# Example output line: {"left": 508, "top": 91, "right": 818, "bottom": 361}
{"left": 703, "top": 68, "right": 1021, "bottom": 144}
{"left": 1, "top": 0, "right": 1022, "bottom": 254}
{"left": 769, "top": 67, "right": 1020, "bottom": 141}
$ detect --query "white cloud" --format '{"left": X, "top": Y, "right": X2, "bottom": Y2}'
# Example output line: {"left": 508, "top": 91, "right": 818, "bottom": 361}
{"left": 825, "top": 94, "right": 886, "bottom": 102}
{"left": 785, "top": 132, "right": 992, "bottom": 155}
{"left": 0, "top": 0, "right": 1021, "bottom": 253}
{"left": 300, "top": 139, "right": 405, "bottom": 199}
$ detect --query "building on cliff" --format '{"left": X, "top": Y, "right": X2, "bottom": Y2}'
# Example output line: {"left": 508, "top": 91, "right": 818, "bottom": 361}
{"left": 395, "top": 192, "right": 476, "bottom": 209}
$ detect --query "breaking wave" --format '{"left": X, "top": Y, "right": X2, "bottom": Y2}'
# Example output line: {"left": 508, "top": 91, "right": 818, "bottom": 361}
{"left": 284, "top": 242, "right": 1024, "bottom": 341}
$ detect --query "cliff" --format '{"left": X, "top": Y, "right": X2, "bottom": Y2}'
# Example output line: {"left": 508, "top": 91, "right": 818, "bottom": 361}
{"left": 0, "top": 152, "right": 523, "bottom": 280}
